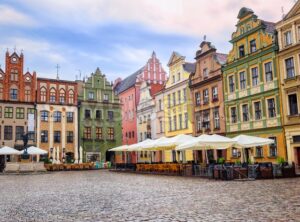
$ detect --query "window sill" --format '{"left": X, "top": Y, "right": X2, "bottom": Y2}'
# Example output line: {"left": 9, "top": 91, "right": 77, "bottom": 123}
{"left": 254, "top": 156, "right": 264, "bottom": 159}
{"left": 284, "top": 76, "right": 297, "bottom": 82}
{"left": 268, "top": 156, "right": 277, "bottom": 159}
{"left": 287, "top": 114, "right": 300, "bottom": 118}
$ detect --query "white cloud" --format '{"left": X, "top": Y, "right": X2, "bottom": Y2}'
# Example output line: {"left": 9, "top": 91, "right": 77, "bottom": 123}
{"left": 0, "top": 4, "right": 38, "bottom": 27}
{"left": 14, "top": 0, "right": 295, "bottom": 37}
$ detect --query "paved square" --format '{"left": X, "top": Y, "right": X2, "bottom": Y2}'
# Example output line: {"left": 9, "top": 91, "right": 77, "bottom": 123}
{"left": 0, "top": 171, "right": 299, "bottom": 221}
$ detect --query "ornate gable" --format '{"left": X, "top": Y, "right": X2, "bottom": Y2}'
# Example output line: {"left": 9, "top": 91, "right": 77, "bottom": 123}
{"left": 167, "top": 51, "right": 185, "bottom": 67}
{"left": 283, "top": 1, "right": 300, "bottom": 21}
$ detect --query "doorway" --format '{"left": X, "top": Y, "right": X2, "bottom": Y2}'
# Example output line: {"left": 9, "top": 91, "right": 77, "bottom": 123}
{"left": 296, "top": 147, "right": 300, "bottom": 166}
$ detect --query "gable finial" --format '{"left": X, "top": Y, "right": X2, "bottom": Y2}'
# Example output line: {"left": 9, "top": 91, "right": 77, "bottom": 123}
{"left": 281, "top": 6, "right": 285, "bottom": 19}
{"left": 14, "top": 45, "right": 17, "bottom": 52}
{"left": 203, "top": 35, "right": 206, "bottom": 41}
{"left": 56, "top": 64, "right": 60, "bottom": 80}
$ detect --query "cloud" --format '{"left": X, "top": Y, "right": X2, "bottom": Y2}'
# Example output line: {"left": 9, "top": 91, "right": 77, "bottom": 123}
{"left": 0, "top": 4, "right": 38, "bottom": 27}
{"left": 14, "top": 0, "right": 295, "bottom": 37}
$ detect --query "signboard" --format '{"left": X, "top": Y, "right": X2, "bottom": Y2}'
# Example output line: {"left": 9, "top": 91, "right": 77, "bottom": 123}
{"left": 28, "top": 113, "right": 35, "bottom": 132}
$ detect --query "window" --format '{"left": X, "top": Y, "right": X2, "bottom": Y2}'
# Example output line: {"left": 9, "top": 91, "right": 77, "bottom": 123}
{"left": 104, "top": 94, "right": 109, "bottom": 102}
{"left": 285, "top": 57, "right": 295, "bottom": 79}
{"left": 267, "top": 98, "right": 276, "bottom": 118}
{"left": 232, "top": 148, "right": 238, "bottom": 158}
{"left": 184, "top": 112, "right": 188, "bottom": 129}
{"left": 203, "top": 68, "right": 208, "bottom": 78}
{"left": 40, "top": 87, "right": 47, "bottom": 102}
{"left": 67, "top": 131, "right": 73, "bottom": 143}
{"left": 0, "top": 84, "right": 3, "bottom": 100}
{"left": 66, "top": 112, "right": 74, "bottom": 123}
{"left": 53, "top": 111, "right": 61, "bottom": 122}
{"left": 159, "top": 119, "right": 163, "bottom": 133}
{"left": 256, "top": 146, "right": 263, "bottom": 158}
{"left": 4, "top": 107, "right": 13, "bottom": 118}
{"left": 59, "top": 89, "right": 65, "bottom": 103}
{"left": 212, "top": 87, "right": 218, "bottom": 101}
{"left": 203, "top": 89, "right": 209, "bottom": 104}
{"left": 158, "top": 99, "right": 162, "bottom": 111}
{"left": 169, "top": 117, "right": 172, "bottom": 131}
{"left": 88, "top": 92, "right": 94, "bottom": 100}
{"left": 177, "top": 72, "right": 181, "bottom": 81}
{"left": 195, "top": 92, "right": 201, "bottom": 106}
{"left": 4, "top": 126, "right": 13, "bottom": 140}
{"left": 25, "top": 88, "right": 31, "bottom": 102}
{"left": 41, "top": 111, "right": 48, "bottom": 121}
{"left": 108, "top": 111, "right": 114, "bottom": 121}
{"left": 68, "top": 90, "right": 74, "bottom": 104}
{"left": 293, "top": 136, "right": 300, "bottom": 143}
{"left": 239, "top": 71, "right": 246, "bottom": 90}
{"left": 167, "top": 95, "right": 171, "bottom": 108}
{"left": 177, "top": 91, "right": 181, "bottom": 104}
{"left": 173, "top": 115, "right": 177, "bottom": 131}
{"left": 265, "top": 62, "right": 273, "bottom": 82}
{"left": 41, "top": 130, "right": 48, "bottom": 143}
{"left": 229, "top": 76, "right": 235, "bottom": 93}
{"left": 50, "top": 88, "right": 56, "bottom": 103}
{"left": 288, "top": 94, "right": 298, "bottom": 115}
{"left": 139, "top": 132, "right": 143, "bottom": 141}
{"left": 239, "top": 45, "right": 245, "bottom": 57}
{"left": 10, "top": 88, "right": 18, "bottom": 100}
{"left": 203, "top": 110, "right": 210, "bottom": 129}
{"left": 179, "top": 114, "right": 182, "bottom": 129}
{"left": 242, "top": 104, "right": 249, "bottom": 122}
{"left": 16, "top": 126, "right": 24, "bottom": 140}
{"left": 54, "top": 131, "right": 61, "bottom": 143}
{"left": 84, "top": 127, "right": 91, "bottom": 139}
{"left": 196, "top": 115, "right": 202, "bottom": 133}
{"left": 231, "top": 107, "right": 237, "bottom": 123}
{"left": 11, "top": 69, "right": 18, "bottom": 81}
{"left": 27, "top": 108, "right": 35, "bottom": 119}
{"left": 254, "top": 101, "right": 262, "bottom": 120}
{"left": 269, "top": 137, "right": 277, "bottom": 157}
{"left": 107, "top": 127, "right": 114, "bottom": 140}
{"left": 250, "top": 39, "right": 256, "bottom": 53}
{"left": 85, "top": 109, "right": 91, "bottom": 119}
{"left": 172, "top": 75, "right": 175, "bottom": 83}
{"left": 213, "top": 108, "right": 220, "bottom": 129}
{"left": 0, "top": 107, "right": 2, "bottom": 118}
{"left": 251, "top": 67, "right": 259, "bottom": 86}
{"left": 284, "top": 31, "right": 292, "bottom": 46}
{"left": 96, "top": 127, "right": 103, "bottom": 140}
{"left": 16, "top": 108, "right": 24, "bottom": 119}
{"left": 96, "top": 110, "right": 102, "bottom": 119}
{"left": 139, "top": 117, "right": 142, "bottom": 124}
{"left": 172, "top": 92, "right": 176, "bottom": 106}
{"left": 183, "top": 88, "right": 187, "bottom": 102}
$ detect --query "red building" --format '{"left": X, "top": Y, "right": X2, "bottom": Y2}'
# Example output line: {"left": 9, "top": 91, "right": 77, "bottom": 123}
{"left": 114, "top": 52, "right": 167, "bottom": 147}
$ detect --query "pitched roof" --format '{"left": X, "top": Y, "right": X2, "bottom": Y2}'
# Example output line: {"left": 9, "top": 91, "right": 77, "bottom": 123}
{"left": 215, "top": 53, "right": 228, "bottom": 65}
{"left": 114, "top": 66, "right": 144, "bottom": 95}
{"left": 149, "top": 83, "right": 164, "bottom": 97}
{"left": 262, "top": 21, "right": 276, "bottom": 34}
{"left": 183, "top": 62, "right": 196, "bottom": 73}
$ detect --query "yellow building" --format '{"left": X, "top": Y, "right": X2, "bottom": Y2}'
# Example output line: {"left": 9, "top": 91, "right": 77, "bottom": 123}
{"left": 276, "top": 1, "right": 300, "bottom": 165}
{"left": 163, "top": 52, "right": 195, "bottom": 162}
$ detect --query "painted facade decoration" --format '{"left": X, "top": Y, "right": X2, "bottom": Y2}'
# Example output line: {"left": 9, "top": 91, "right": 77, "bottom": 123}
{"left": 223, "top": 8, "right": 286, "bottom": 163}
{"left": 276, "top": 1, "right": 300, "bottom": 165}
{"left": 78, "top": 68, "right": 122, "bottom": 162}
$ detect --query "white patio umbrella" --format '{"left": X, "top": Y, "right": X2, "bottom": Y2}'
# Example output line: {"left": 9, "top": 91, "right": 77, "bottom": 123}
{"left": 156, "top": 134, "right": 195, "bottom": 149}
{"left": 0, "top": 146, "right": 21, "bottom": 155}
{"left": 127, "top": 139, "right": 155, "bottom": 152}
{"left": 109, "top": 145, "right": 129, "bottom": 152}
{"left": 20, "top": 146, "right": 48, "bottom": 155}
{"left": 232, "top": 135, "right": 274, "bottom": 163}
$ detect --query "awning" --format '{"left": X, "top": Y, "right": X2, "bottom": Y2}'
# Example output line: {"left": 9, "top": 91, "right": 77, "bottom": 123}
{"left": 20, "top": 146, "right": 48, "bottom": 155}
{"left": 232, "top": 135, "right": 274, "bottom": 148}
{"left": 0, "top": 146, "right": 21, "bottom": 155}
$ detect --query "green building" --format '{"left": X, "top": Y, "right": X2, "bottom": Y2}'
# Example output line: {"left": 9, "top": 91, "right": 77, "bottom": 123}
{"left": 223, "top": 8, "right": 286, "bottom": 163}
{"left": 78, "top": 68, "right": 122, "bottom": 162}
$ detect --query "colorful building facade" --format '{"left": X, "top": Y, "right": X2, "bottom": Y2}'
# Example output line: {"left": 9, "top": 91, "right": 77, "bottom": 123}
{"left": 189, "top": 41, "right": 227, "bottom": 162}
{"left": 36, "top": 78, "right": 78, "bottom": 163}
{"left": 276, "top": 1, "right": 300, "bottom": 164}
{"left": 223, "top": 8, "right": 286, "bottom": 163}
{"left": 0, "top": 51, "right": 36, "bottom": 151}
{"left": 163, "top": 52, "right": 195, "bottom": 162}
{"left": 78, "top": 68, "right": 122, "bottom": 162}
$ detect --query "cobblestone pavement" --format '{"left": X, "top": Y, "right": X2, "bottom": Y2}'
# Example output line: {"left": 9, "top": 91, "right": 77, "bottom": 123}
{"left": 0, "top": 171, "right": 299, "bottom": 222}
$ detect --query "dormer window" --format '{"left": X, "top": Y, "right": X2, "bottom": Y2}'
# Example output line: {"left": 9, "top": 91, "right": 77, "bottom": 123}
{"left": 203, "top": 68, "right": 208, "bottom": 78}
{"left": 284, "top": 31, "right": 292, "bottom": 46}
{"left": 250, "top": 39, "right": 256, "bottom": 53}
{"left": 239, "top": 45, "right": 245, "bottom": 58}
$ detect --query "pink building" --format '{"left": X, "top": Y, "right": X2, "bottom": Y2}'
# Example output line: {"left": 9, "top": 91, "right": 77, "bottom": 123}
{"left": 114, "top": 52, "right": 167, "bottom": 162}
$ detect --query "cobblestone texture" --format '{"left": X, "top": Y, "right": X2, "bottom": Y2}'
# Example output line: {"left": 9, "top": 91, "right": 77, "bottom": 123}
{"left": 0, "top": 171, "right": 299, "bottom": 222}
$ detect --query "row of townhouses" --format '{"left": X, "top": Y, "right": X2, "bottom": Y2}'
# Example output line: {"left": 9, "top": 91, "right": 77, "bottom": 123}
{"left": 113, "top": 4, "right": 300, "bottom": 165}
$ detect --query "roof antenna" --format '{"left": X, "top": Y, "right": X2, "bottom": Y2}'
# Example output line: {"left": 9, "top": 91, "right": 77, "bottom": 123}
{"left": 56, "top": 64, "right": 60, "bottom": 80}
{"left": 77, "top": 69, "right": 82, "bottom": 80}
{"left": 281, "top": 6, "right": 285, "bottom": 19}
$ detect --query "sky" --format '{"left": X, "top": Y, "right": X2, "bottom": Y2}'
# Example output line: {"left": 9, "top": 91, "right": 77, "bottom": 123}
{"left": 0, "top": 0, "right": 295, "bottom": 82}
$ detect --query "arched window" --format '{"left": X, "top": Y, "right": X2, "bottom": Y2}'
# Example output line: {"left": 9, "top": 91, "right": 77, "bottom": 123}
{"left": 40, "top": 87, "right": 47, "bottom": 102}
{"left": 0, "top": 83, "right": 3, "bottom": 100}
{"left": 10, "top": 69, "right": 18, "bottom": 81}
{"left": 10, "top": 86, "right": 18, "bottom": 100}
{"left": 25, "top": 86, "right": 31, "bottom": 102}
{"left": 68, "top": 89, "right": 74, "bottom": 104}
{"left": 50, "top": 88, "right": 56, "bottom": 103}
{"left": 59, "top": 88, "right": 65, "bottom": 103}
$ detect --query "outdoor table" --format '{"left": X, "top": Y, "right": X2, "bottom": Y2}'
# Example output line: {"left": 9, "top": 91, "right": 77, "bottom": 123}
{"left": 259, "top": 162, "right": 273, "bottom": 179}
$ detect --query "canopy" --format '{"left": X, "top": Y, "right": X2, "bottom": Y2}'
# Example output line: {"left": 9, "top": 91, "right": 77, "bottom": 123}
{"left": 127, "top": 139, "right": 155, "bottom": 151}
{"left": 20, "top": 146, "right": 48, "bottom": 155}
{"left": 142, "top": 137, "right": 170, "bottom": 150}
{"left": 232, "top": 135, "right": 274, "bottom": 148}
{"left": 156, "top": 134, "right": 195, "bottom": 149}
{"left": 0, "top": 146, "right": 21, "bottom": 155}
{"left": 176, "top": 134, "right": 235, "bottom": 151}
{"left": 109, "top": 145, "right": 129, "bottom": 152}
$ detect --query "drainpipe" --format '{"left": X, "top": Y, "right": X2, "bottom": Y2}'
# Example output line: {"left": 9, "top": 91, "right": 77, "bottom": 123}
{"left": 77, "top": 101, "right": 81, "bottom": 163}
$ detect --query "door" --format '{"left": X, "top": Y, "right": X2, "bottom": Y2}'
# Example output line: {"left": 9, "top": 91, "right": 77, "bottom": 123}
{"left": 245, "top": 148, "right": 250, "bottom": 163}
{"left": 297, "top": 147, "right": 300, "bottom": 165}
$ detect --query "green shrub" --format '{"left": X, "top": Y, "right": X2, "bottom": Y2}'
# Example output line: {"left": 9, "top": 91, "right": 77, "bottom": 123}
{"left": 276, "top": 157, "right": 285, "bottom": 164}
{"left": 217, "top": 157, "right": 225, "bottom": 164}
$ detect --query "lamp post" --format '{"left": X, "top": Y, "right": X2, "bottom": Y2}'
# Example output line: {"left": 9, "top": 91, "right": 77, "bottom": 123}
{"left": 50, "top": 147, "right": 53, "bottom": 163}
